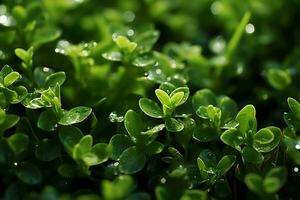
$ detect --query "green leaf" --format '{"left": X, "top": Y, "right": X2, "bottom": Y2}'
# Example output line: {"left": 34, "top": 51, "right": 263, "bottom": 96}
{"left": 170, "top": 92, "right": 184, "bottom": 107}
{"left": 197, "top": 158, "right": 208, "bottom": 178}
{"left": 263, "top": 167, "right": 287, "bottom": 193}
{"left": 59, "top": 106, "right": 92, "bottom": 125}
{"left": 73, "top": 135, "right": 93, "bottom": 160}
{"left": 0, "top": 108, "right": 5, "bottom": 124}
{"left": 266, "top": 69, "right": 291, "bottom": 90}
{"left": 192, "top": 89, "right": 217, "bottom": 111}
{"left": 115, "top": 35, "right": 137, "bottom": 53}
{"left": 241, "top": 146, "right": 264, "bottom": 164}
{"left": 193, "top": 126, "right": 219, "bottom": 142}
{"left": 145, "top": 141, "right": 164, "bottom": 155}
{"left": 245, "top": 173, "right": 264, "bottom": 196}
{"left": 199, "top": 149, "right": 217, "bottom": 174}
{"left": 219, "top": 96, "right": 238, "bottom": 123}
{"left": 32, "top": 26, "right": 61, "bottom": 47}
{"left": 253, "top": 127, "right": 282, "bottom": 153}
{"left": 15, "top": 162, "right": 42, "bottom": 185}
{"left": 7, "top": 133, "right": 29, "bottom": 155}
{"left": 35, "top": 139, "right": 61, "bottom": 161}
{"left": 155, "top": 89, "right": 171, "bottom": 107}
{"left": 253, "top": 128, "right": 274, "bottom": 144}
{"left": 90, "top": 143, "right": 110, "bottom": 164}
{"left": 119, "top": 146, "right": 146, "bottom": 174}
{"left": 15, "top": 48, "right": 29, "bottom": 62}
{"left": 124, "top": 110, "right": 144, "bottom": 141}
{"left": 135, "top": 30, "right": 159, "bottom": 53}
{"left": 44, "top": 72, "right": 66, "bottom": 88}
{"left": 236, "top": 105, "right": 257, "bottom": 135}
{"left": 142, "top": 124, "right": 165, "bottom": 136}
{"left": 0, "top": 114, "right": 20, "bottom": 133}
{"left": 220, "top": 128, "right": 244, "bottom": 150}
{"left": 216, "top": 155, "right": 236, "bottom": 178}
{"left": 59, "top": 126, "right": 84, "bottom": 153}
{"left": 180, "top": 190, "right": 208, "bottom": 200}
{"left": 168, "top": 147, "right": 184, "bottom": 161}
{"left": 155, "top": 186, "right": 169, "bottom": 200}
{"left": 139, "top": 98, "right": 163, "bottom": 118}
{"left": 165, "top": 117, "right": 184, "bottom": 132}
{"left": 4, "top": 72, "right": 21, "bottom": 86}
{"left": 102, "top": 175, "right": 134, "bottom": 199}
{"left": 109, "top": 134, "right": 133, "bottom": 160}
{"left": 37, "top": 110, "right": 57, "bottom": 131}
{"left": 288, "top": 97, "right": 300, "bottom": 119}
{"left": 170, "top": 87, "right": 190, "bottom": 106}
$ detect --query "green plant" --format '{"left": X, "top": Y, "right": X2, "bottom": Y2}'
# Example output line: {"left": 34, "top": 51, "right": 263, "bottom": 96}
{"left": 1, "top": 0, "right": 300, "bottom": 199}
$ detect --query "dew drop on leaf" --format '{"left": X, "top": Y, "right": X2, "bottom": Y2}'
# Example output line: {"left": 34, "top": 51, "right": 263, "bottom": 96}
{"left": 109, "top": 112, "right": 124, "bottom": 123}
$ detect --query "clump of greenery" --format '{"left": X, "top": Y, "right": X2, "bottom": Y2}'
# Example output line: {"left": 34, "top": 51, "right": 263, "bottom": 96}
{"left": 1, "top": 0, "right": 300, "bottom": 199}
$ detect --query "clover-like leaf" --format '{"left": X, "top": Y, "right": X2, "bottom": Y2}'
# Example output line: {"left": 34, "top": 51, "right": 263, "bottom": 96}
{"left": 192, "top": 89, "right": 217, "bottom": 111}
{"left": 59, "top": 106, "right": 92, "bottom": 125}
{"left": 35, "top": 139, "right": 61, "bottom": 161}
{"left": 193, "top": 126, "right": 219, "bottom": 142}
{"left": 253, "top": 127, "right": 282, "bottom": 153}
{"left": 170, "top": 92, "right": 184, "bottom": 107}
{"left": 241, "top": 146, "right": 264, "bottom": 164}
{"left": 288, "top": 97, "right": 300, "bottom": 120}
{"left": 170, "top": 87, "right": 190, "bottom": 106}
{"left": 7, "top": 133, "right": 29, "bottom": 155}
{"left": 119, "top": 146, "right": 146, "bottom": 174}
{"left": 155, "top": 89, "right": 171, "bottom": 107}
{"left": 139, "top": 98, "right": 163, "bottom": 118}
{"left": 44, "top": 72, "right": 66, "bottom": 88}
{"left": 144, "top": 141, "right": 164, "bottom": 155}
{"left": 215, "top": 155, "right": 236, "bottom": 178}
{"left": 245, "top": 173, "right": 264, "bottom": 196}
{"left": 0, "top": 114, "right": 20, "bottom": 134}
{"left": 220, "top": 128, "right": 244, "bottom": 151}
{"left": 263, "top": 167, "right": 287, "bottom": 193}
{"left": 4, "top": 72, "right": 21, "bottom": 87}
{"left": 236, "top": 105, "right": 257, "bottom": 135}
{"left": 109, "top": 134, "right": 133, "bottom": 160}
{"left": 73, "top": 135, "right": 93, "bottom": 160}
{"left": 15, "top": 162, "right": 42, "bottom": 185}
{"left": 37, "top": 110, "right": 57, "bottom": 131}
{"left": 124, "top": 110, "right": 144, "bottom": 141}
{"left": 83, "top": 143, "right": 110, "bottom": 166}
{"left": 165, "top": 117, "right": 184, "bottom": 132}
{"left": 59, "top": 126, "right": 84, "bottom": 153}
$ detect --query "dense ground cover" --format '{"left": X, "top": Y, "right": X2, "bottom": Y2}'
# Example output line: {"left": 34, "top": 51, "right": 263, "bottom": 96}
{"left": 1, "top": 0, "right": 300, "bottom": 199}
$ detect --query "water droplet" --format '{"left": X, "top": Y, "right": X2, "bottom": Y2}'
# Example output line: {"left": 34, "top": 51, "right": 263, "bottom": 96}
{"left": 82, "top": 50, "right": 89, "bottom": 57}
{"left": 156, "top": 69, "right": 162, "bottom": 74}
{"left": 245, "top": 23, "right": 255, "bottom": 34}
{"left": 109, "top": 112, "right": 124, "bottom": 123}
{"left": 112, "top": 33, "right": 119, "bottom": 40}
{"left": 211, "top": 1, "right": 222, "bottom": 15}
{"left": 123, "top": 11, "right": 135, "bottom": 22}
{"left": 43, "top": 67, "right": 50, "bottom": 72}
{"left": 55, "top": 40, "right": 71, "bottom": 55}
{"left": 14, "top": 162, "right": 18, "bottom": 166}
{"left": 160, "top": 177, "right": 166, "bottom": 184}
{"left": 295, "top": 144, "right": 300, "bottom": 150}
{"left": 294, "top": 167, "right": 299, "bottom": 173}
{"left": 113, "top": 162, "right": 119, "bottom": 167}
{"left": 127, "top": 29, "right": 134, "bottom": 36}
{"left": 210, "top": 36, "right": 226, "bottom": 54}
